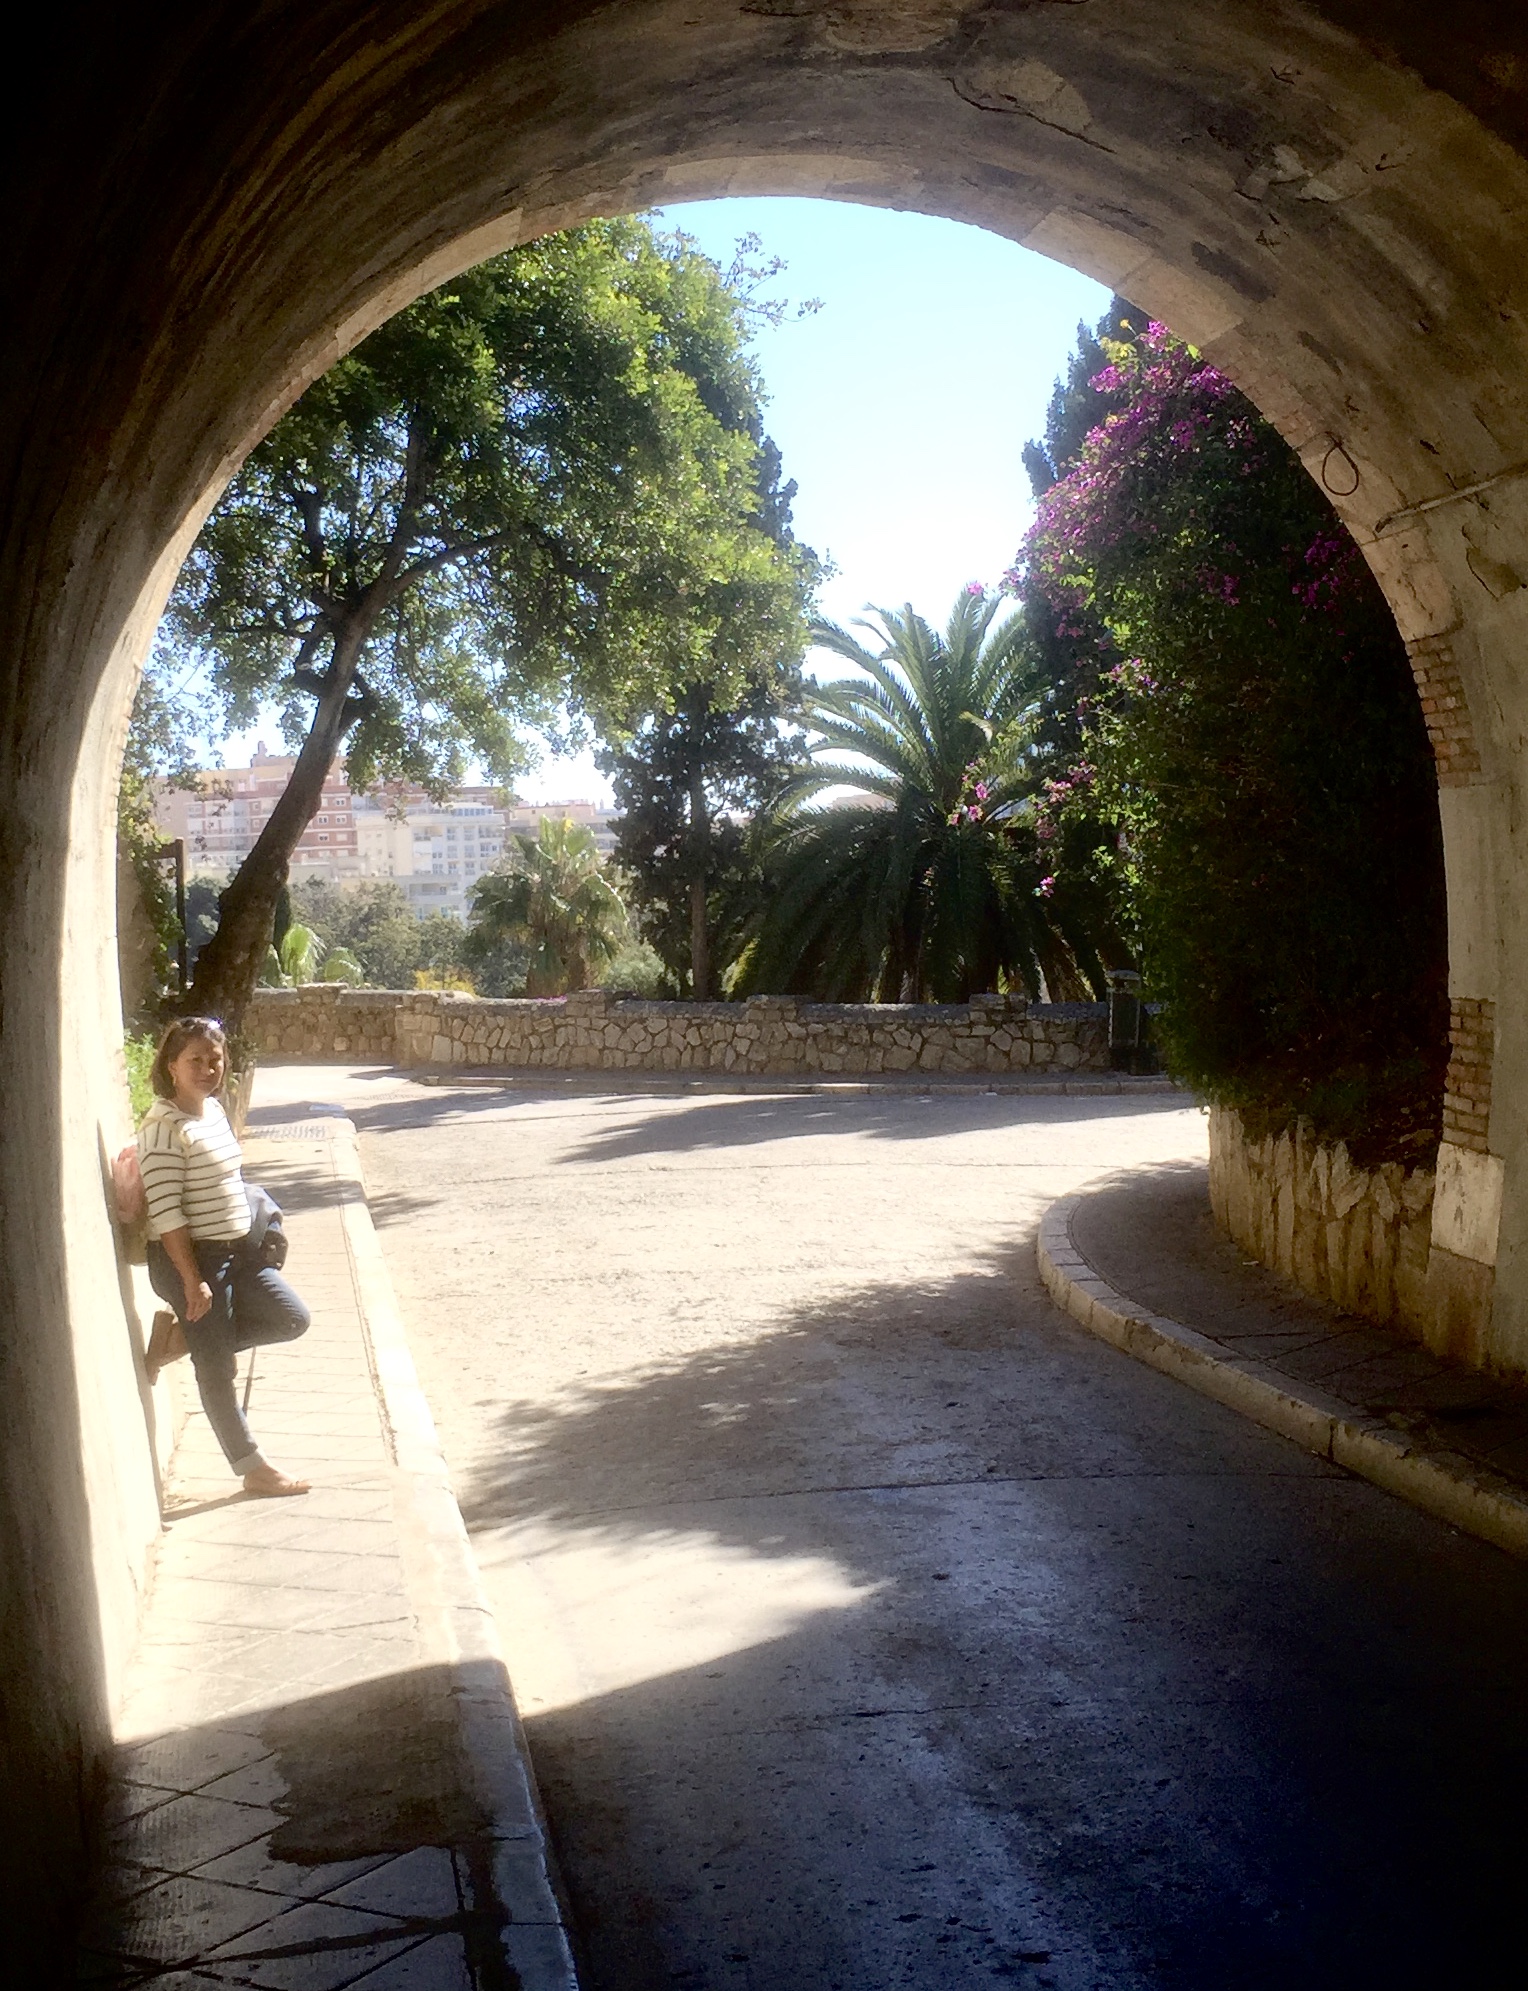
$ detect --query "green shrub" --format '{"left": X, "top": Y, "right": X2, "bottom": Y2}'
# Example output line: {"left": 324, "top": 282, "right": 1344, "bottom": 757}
{"left": 599, "top": 938, "right": 669, "bottom": 997}
{"left": 124, "top": 1033, "right": 157, "bottom": 1125}
{"left": 1015, "top": 320, "right": 1447, "bottom": 1166}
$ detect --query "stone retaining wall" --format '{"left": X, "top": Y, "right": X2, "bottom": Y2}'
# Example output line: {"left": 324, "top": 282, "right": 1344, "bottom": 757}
{"left": 1207, "top": 1105, "right": 1435, "bottom": 1336}
{"left": 246, "top": 984, "right": 1109, "bottom": 1077}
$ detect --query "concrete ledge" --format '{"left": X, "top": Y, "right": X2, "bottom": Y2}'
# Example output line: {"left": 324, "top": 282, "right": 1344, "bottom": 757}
{"left": 329, "top": 1127, "right": 581, "bottom": 1988}
{"left": 1038, "top": 1195, "right": 1528, "bottom": 1562}
{"left": 411, "top": 1067, "right": 1183, "bottom": 1098}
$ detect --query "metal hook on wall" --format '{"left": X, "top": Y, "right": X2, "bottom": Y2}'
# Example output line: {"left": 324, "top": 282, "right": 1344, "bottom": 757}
{"left": 1321, "top": 436, "right": 1360, "bottom": 498}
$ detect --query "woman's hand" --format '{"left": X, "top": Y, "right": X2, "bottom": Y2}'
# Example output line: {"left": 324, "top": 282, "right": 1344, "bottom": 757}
{"left": 159, "top": 1226, "right": 210, "bottom": 1323}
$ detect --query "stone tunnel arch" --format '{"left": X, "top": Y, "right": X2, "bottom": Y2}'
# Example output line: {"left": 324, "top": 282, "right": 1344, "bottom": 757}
{"left": 9, "top": 0, "right": 1528, "bottom": 1954}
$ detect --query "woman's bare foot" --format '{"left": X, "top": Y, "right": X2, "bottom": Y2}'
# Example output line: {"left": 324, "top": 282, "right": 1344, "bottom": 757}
{"left": 243, "top": 1463, "right": 311, "bottom": 1497}
{"left": 144, "top": 1310, "right": 188, "bottom": 1382}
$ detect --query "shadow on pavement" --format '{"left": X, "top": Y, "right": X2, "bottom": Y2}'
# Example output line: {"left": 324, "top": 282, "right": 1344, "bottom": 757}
{"left": 324, "top": 1081, "right": 1190, "bottom": 1163}
{"left": 76, "top": 1662, "right": 528, "bottom": 1989}
{"left": 555, "top": 1091, "right": 1189, "bottom": 1165}
{"left": 249, "top": 1142, "right": 442, "bottom": 1234}
{"left": 454, "top": 1241, "right": 1528, "bottom": 1991}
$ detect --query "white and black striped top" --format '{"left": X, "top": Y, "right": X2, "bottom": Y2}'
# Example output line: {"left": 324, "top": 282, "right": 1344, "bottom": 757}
{"left": 138, "top": 1096, "right": 251, "bottom": 1242}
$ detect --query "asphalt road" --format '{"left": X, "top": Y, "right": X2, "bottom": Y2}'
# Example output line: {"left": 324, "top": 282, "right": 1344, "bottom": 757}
{"left": 266, "top": 1069, "right": 1528, "bottom": 1991}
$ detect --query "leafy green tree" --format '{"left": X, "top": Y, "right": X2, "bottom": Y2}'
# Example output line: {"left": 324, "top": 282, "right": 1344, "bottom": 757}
{"left": 117, "top": 666, "right": 201, "bottom": 1023}
{"left": 160, "top": 218, "right": 815, "bottom": 1026}
{"left": 742, "top": 590, "right": 1109, "bottom": 1002}
{"left": 602, "top": 669, "right": 807, "bottom": 998}
{"left": 1014, "top": 320, "right": 1446, "bottom": 1161}
{"left": 183, "top": 876, "right": 226, "bottom": 972}
{"left": 467, "top": 817, "right": 627, "bottom": 996}
{"left": 1020, "top": 295, "right": 1141, "bottom": 502}
{"left": 287, "top": 877, "right": 473, "bottom": 989}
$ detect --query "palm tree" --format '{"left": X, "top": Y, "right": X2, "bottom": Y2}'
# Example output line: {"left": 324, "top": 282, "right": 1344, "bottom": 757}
{"left": 740, "top": 588, "right": 1107, "bottom": 1002}
{"left": 261, "top": 922, "right": 364, "bottom": 986}
{"left": 467, "top": 815, "right": 627, "bottom": 996}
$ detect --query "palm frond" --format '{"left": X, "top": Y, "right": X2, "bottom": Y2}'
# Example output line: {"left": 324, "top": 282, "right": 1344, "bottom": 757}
{"left": 749, "top": 584, "right": 1101, "bottom": 1000}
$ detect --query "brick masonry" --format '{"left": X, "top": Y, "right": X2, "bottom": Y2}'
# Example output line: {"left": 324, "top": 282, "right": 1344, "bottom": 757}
{"left": 245, "top": 985, "right": 1110, "bottom": 1078}
{"left": 1406, "top": 634, "right": 1484, "bottom": 785}
{"left": 1444, "top": 996, "right": 1496, "bottom": 1154}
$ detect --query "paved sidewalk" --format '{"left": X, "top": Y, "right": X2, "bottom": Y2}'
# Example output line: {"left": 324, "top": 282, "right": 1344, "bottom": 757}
{"left": 1042, "top": 1160, "right": 1528, "bottom": 1558}
{"left": 77, "top": 1116, "right": 575, "bottom": 1989}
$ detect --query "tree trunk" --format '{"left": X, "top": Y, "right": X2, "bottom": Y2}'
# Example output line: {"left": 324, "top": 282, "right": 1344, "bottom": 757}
{"left": 688, "top": 757, "right": 711, "bottom": 1001}
{"left": 689, "top": 875, "right": 710, "bottom": 1002}
{"left": 188, "top": 629, "right": 366, "bottom": 1033}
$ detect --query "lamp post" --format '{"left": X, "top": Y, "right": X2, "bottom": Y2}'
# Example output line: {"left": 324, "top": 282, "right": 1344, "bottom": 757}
{"left": 1106, "top": 967, "right": 1145, "bottom": 1073}
{"left": 156, "top": 838, "right": 187, "bottom": 993}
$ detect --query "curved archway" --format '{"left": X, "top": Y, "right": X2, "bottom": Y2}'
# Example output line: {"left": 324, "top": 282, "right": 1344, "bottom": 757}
{"left": 9, "top": 0, "right": 1528, "bottom": 1942}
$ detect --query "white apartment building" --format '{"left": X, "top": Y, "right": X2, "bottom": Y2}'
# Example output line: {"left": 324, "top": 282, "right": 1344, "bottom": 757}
{"left": 156, "top": 745, "right": 618, "bottom": 919}
{"left": 501, "top": 798, "right": 618, "bottom": 857}
{"left": 354, "top": 792, "right": 508, "bottom": 918}
{"left": 156, "top": 745, "right": 360, "bottom": 877}
{"left": 353, "top": 794, "right": 616, "bottom": 917}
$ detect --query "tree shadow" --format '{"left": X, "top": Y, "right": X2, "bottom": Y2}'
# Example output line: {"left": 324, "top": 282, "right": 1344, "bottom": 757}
{"left": 325, "top": 1080, "right": 1193, "bottom": 1163}
{"left": 446, "top": 1243, "right": 1528, "bottom": 1990}
{"left": 246, "top": 1142, "right": 441, "bottom": 1231}
{"left": 362, "top": 1182, "right": 451, "bottom": 1230}
{"left": 241, "top": 1148, "right": 349, "bottom": 1219}
{"left": 576, "top": 1090, "right": 1198, "bottom": 1165}
{"left": 82, "top": 1185, "right": 1528, "bottom": 1991}
{"left": 453, "top": 1236, "right": 1097, "bottom": 1544}
{"left": 341, "top": 1086, "right": 569, "bottom": 1141}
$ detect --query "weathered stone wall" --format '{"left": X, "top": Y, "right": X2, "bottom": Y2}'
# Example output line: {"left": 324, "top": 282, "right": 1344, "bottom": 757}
{"left": 1208, "top": 1105, "right": 1435, "bottom": 1337}
{"left": 248, "top": 988, "right": 409, "bottom": 1064}
{"left": 246, "top": 985, "right": 1109, "bottom": 1077}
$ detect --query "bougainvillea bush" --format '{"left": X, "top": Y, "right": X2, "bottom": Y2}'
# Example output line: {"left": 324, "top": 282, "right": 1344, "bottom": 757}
{"left": 1010, "top": 318, "right": 1447, "bottom": 1164}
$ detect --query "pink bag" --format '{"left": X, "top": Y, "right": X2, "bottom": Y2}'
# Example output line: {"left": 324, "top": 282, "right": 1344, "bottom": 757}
{"left": 113, "top": 1143, "right": 149, "bottom": 1263}
{"left": 112, "top": 1143, "right": 146, "bottom": 1226}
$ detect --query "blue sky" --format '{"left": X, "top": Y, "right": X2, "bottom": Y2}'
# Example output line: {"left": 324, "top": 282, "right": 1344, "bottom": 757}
{"left": 519, "top": 197, "right": 1109, "bottom": 803}
{"left": 222, "top": 198, "right": 1110, "bottom": 801}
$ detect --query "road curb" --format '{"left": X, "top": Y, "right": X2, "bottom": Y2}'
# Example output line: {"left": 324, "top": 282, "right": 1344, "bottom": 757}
{"left": 329, "top": 1128, "right": 581, "bottom": 1988}
{"left": 1038, "top": 1194, "right": 1528, "bottom": 1562}
{"left": 413, "top": 1067, "right": 1183, "bottom": 1098}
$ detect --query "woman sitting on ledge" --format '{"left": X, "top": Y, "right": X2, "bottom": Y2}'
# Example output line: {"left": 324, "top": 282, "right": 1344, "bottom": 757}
{"left": 139, "top": 1016, "right": 312, "bottom": 1497}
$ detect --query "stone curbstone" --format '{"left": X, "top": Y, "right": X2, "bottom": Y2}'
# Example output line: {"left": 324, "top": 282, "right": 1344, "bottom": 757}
{"left": 328, "top": 1129, "right": 581, "bottom": 1987}
{"left": 1037, "top": 1194, "right": 1528, "bottom": 1562}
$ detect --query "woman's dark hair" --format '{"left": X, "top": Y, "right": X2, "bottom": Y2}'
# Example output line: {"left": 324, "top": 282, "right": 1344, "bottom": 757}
{"left": 150, "top": 1016, "right": 228, "bottom": 1100}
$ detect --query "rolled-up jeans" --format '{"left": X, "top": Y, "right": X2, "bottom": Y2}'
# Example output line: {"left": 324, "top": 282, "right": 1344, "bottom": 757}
{"left": 147, "top": 1236, "right": 311, "bottom": 1475}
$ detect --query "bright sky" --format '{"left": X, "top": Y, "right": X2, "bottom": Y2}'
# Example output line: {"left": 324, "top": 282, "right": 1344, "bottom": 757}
{"left": 222, "top": 198, "right": 1109, "bottom": 804}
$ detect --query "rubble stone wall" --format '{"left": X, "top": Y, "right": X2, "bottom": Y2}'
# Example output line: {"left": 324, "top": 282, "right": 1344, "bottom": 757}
{"left": 1208, "top": 1105, "right": 1436, "bottom": 1337}
{"left": 246, "top": 985, "right": 1109, "bottom": 1077}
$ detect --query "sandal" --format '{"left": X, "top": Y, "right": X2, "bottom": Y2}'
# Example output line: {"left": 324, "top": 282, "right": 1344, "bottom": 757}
{"left": 144, "top": 1309, "right": 188, "bottom": 1383}
{"left": 243, "top": 1464, "right": 312, "bottom": 1498}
